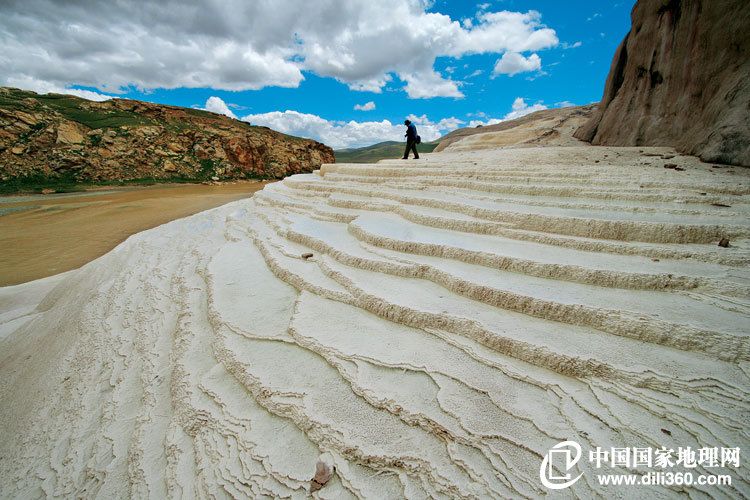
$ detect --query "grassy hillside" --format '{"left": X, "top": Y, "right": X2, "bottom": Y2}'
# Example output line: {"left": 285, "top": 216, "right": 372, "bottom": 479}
{"left": 335, "top": 140, "right": 439, "bottom": 163}
{"left": 0, "top": 87, "right": 334, "bottom": 193}
{"left": 0, "top": 88, "right": 154, "bottom": 129}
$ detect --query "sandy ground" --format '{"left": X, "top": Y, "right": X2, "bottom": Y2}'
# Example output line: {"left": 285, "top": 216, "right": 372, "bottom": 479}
{"left": 0, "top": 146, "right": 748, "bottom": 498}
{"left": 0, "top": 181, "right": 267, "bottom": 285}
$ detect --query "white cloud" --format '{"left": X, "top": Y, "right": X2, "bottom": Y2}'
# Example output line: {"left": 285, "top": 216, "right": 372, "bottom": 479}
{"left": 5, "top": 76, "right": 113, "bottom": 101}
{"left": 346, "top": 75, "right": 392, "bottom": 93}
{"left": 241, "top": 110, "right": 463, "bottom": 149}
{"left": 555, "top": 100, "right": 576, "bottom": 108}
{"left": 353, "top": 101, "right": 376, "bottom": 111}
{"left": 493, "top": 52, "right": 542, "bottom": 76}
{"left": 561, "top": 41, "right": 582, "bottom": 49}
{"left": 445, "top": 10, "right": 557, "bottom": 57}
{"left": 204, "top": 96, "right": 237, "bottom": 118}
{"left": 0, "top": 1, "right": 559, "bottom": 99}
{"left": 504, "top": 97, "right": 548, "bottom": 120}
{"left": 401, "top": 70, "right": 463, "bottom": 99}
{"left": 407, "top": 114, "right": 465, "bottom": 132}
{"left": 466, "top": 97, "right": 548, "bottom": 127}
{"left": 468, "top": 118, "right": 503, "bottom": 128}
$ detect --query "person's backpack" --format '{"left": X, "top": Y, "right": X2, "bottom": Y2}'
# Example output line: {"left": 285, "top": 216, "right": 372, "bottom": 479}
{"left": 416, "top": 135, "right": 421, "bottom": 144}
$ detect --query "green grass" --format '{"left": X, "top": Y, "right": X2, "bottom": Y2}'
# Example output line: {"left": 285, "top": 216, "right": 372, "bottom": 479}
{"left": 0, "top": 88, "right": 153, "bottom": 129}
{"left": 334, "top": 140, "right": 439, "bottom": 163}
{"left": 0, "top": 172, "right": 87, "bottom": 195}
{"left": 183, "top": 108, "right": 221, "bottom": 120}
{"left": 0, "top": 169, "right": 273, "bottom": 195}
{"left": 37, "top": 95, "right": 152, "bottom": 128}
{"left": 0, "top": 174, "right": 210, "bottom": 195}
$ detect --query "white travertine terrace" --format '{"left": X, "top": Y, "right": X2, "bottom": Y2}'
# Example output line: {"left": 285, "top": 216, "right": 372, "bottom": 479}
{"left": 1, "top": 146, "right": 749, "bottom": 498}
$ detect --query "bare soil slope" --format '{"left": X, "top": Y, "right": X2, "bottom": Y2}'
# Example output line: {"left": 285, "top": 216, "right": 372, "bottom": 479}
{"left": 435, "top": 104, "right": 596, "bottom": 152}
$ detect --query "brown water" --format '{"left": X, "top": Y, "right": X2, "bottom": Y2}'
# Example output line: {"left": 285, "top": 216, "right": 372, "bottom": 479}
{"left": 0, "top": 181, "right": 267, "bottom": 286}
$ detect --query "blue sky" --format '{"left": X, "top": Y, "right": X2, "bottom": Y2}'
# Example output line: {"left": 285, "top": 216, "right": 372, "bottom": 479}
{"left": 1, "top": 0, "right": 635, "bottom": 148}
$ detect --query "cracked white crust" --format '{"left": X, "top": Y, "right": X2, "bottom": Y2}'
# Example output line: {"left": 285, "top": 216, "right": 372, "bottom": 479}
{"left": 0, "top": 146, "right": 749, "bottom": 498}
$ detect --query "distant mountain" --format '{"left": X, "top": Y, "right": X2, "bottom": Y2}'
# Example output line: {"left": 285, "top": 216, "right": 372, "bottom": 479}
{"left": 0, "top": 87, "right": 334, "bottom": 192}
{"left": 335, "top": 140, "right": 439, "bottom": 163}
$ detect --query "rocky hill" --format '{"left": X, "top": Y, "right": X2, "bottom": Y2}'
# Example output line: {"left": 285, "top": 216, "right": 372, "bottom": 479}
{"left": 0, "top": 88, "right": 334, "bottom": 189}
{"left": 435, "top": 104, "right": 596, "bottom": 152}
{"left": 574, "top": 0, "right": 750, "bottom": 166}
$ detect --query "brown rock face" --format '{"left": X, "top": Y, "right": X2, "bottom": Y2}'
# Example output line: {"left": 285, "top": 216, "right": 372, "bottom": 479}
{"left": 0, "top": 87, "right": 334, "bottom": 186}
{"left": 574, "top": 0, "right": 750, "bottom": 166}
{"left": 55, "top": 122, "right": 86, "bottom": 145}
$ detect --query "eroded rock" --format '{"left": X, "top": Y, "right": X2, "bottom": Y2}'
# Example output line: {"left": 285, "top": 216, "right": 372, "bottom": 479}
{"left": 575, "top": 0, "right": 750, "bottom": 166}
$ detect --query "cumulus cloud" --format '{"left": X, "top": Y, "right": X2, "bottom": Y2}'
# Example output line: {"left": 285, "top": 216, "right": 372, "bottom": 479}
{"left": 5, "top": 76, "right": 113, "bottom": 101}
{"left": 504, "top": 97, "right": 548, "bottom": 120}
{"left": 241, "top": 110, "right": 463, "bottom": 149}
{"left": 493, "top": 52, "right": 542, "bottom": 76}
{"left": 401, "top": 70, "right": 464, "bottom": 99}
{"left": 204, "top": 96, "right": 237, "bottom": 118}
{"left": 354, "top": 101, "right": 376, "bottom": 111}
{"left": 467, "top": 97, "right": 548, "bottom": 127}
{"left": 407, "top": 114, "right": 465, "bottom": 132}
{"left": 241, "top": 97, "right": 555, "bottom": 149}
{"left": 447, "top": 11, "right": 557, "bottom": 56}
{"left": 0, "top": 0, "right": 558, "bottom": 99}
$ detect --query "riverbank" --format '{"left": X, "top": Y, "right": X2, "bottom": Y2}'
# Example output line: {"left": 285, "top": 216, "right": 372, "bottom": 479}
{"left": 0, "top": 180, "right": 267, "bottom": 285}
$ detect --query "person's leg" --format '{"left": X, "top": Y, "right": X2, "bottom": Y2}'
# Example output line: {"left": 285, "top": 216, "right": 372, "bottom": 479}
{"left": 402, "top": 141, "right": 411, "bottom": 159}
{"left": 413, "top": 142, "right": 419, "bottom": 159}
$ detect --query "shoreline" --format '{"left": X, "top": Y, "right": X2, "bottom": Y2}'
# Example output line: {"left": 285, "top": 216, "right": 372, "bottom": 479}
{"left": 0, "top": 180, "right": 269, "bottom": 286}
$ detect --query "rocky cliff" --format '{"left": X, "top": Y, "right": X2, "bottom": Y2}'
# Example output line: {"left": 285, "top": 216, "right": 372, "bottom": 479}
{"left": 0, "top": 88, "right": 334, "bottom": 187}
{"left": 574, "top": 0, "right": 750, "bottom": 166}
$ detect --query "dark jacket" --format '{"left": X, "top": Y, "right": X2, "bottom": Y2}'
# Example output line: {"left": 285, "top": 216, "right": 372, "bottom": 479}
{"left": 405, "top": 123, "right": 418, "bottom": 141}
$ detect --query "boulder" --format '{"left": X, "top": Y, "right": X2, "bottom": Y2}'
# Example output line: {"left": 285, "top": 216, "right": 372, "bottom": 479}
{"left": 575, "top": 0, "right": 750, "bottom": 166}
{"left": 14, "top": 111, "right": 41, "bottom": 126}
{"left": 163, "top": 159, "right": 178, "bottom": 172}
{"left": 56, "top": 122, "right": 86, "bottom": 145}
{"left": 166, "top": 141, "right": 184, "bottom": 153}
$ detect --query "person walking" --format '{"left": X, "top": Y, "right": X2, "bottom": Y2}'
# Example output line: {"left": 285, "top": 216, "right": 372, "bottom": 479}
{"left": 402, "top": 119, "right": 420, "bottom": 159}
